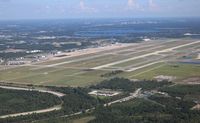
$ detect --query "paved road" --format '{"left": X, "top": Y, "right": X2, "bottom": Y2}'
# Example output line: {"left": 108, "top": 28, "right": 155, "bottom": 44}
{"left": 62, "top": 88, "right": 142, "bottom": 118}
{"left": 0, "top": 85, "right": 65, "bottom": 97}
{"left": 105, "top": 88, "right": 142, "bottom": 106}
{"left": 0, "top": 105, "right": 62, "bottom": 119}
{"left": 0, "top": 86, "right": 141, "bottom": 119}
{"left": 0, "top": 85, "right": 65, "bottom": 119}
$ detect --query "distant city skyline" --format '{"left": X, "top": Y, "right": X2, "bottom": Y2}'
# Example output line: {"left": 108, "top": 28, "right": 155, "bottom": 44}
{"left": 0, "top": 0, "right": 200, "bottom": 20}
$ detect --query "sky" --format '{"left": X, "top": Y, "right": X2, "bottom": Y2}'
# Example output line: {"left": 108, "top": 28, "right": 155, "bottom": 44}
{"left": 0, "top": 0, "right": 200, "bottom": 20}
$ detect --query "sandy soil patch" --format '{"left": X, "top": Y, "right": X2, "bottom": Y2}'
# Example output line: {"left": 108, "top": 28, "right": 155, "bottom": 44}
{"left": 154, "top": 75, "right": 176, "bottom": 82}
{"left": 192, "top": 104, "right": 200, "bottom": 110}
{"left": 182, "top": 77, "right": 200, "bottom": 85}
{"left": 197, "top": 53, "right": 200, "bottom": 60}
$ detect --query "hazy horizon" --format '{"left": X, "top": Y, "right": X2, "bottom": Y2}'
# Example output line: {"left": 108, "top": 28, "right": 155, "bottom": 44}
{"left": 0, "top": 0, "right": 200, "bottom": 20}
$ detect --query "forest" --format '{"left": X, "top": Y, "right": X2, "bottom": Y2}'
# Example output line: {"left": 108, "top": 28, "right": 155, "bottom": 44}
{"left": 90, "top": 78, "right": 172, "bottom": 92}
{"left": 1, "top": 78, "right": 200, "bottom": 123}
{"left": 90, "top": 96, "right": 200, "bottom": 123}
{"left": 0, "top": 88, "right": 61, "bottom": 116}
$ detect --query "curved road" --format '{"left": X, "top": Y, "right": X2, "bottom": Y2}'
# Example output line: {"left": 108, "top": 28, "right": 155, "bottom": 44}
{"left": 0, "top": 85, "right": 65, "bottom": 119}
{"left": 0, "top": 85, "right": 141, "bottom": 119}
{"left": 61, "top": 88, "right": 142, "bottom": 118}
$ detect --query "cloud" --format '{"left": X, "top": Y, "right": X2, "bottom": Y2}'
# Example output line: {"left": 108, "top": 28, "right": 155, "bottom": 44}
{"left": 79, "top": 0, "right": 86, "bottom": 10}
{"left": 127, "top": 0, "right": 134, "bottom": 7}
{"left": 148, "top": 0, "right": 159, "bottom": 10}
{"left": 78, "top": 0, "right": 97, "bottom": 13}
{"left": 126, "top": 0, "right": 147, "bottom": 12}
{"left": 126, "top": 0, "right": 159, "bottom": 11}
{"left": 127, "top": 0, "right": 140, "bottom": 10}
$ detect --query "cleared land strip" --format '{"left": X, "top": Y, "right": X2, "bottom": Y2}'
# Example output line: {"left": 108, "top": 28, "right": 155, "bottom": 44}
{"left": 124, "top": 45, "right": 164, "bottom": 56}
{"left": 0, "top": 105, "right": 62, "bottom": 119}
{"left": 36, "top": 43, "right": 135, "bottom": 66}
{"left": 62, "top": 88, "right": 142, "bottom": 119}
{"left": 125, "top": 61, "right": 164, "bottom": 72}
{"left": 0, "top": 86, "right": 141, "bottom": 119}
{"left": 0, "top": 85, "right": 65, "bottom": 119}
{"left": 37, "top": 54, "right": 111, "bottom": 68}
{"left": 105, "top": 88, "right": 142, "bottom": 106}
{"left": 92, "top": 40, "right": 200, "bottom": 70}
{"left": 0, "top": 86, "right": 65, "bottom": 97}
{"left": 129, "top": 63, "right": 165, "bottom": 78}
{"left": 34, "top": 40, "right": 175, "bottom": 68}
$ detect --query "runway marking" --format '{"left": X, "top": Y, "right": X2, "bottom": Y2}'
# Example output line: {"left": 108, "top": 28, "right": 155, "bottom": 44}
{"left": 129, "top": 63, "right": 165, "bottom": 78}
{"left": 125, "top": 61, "right": 164, "bottom": 72}
{"left": 92, "top": 40, "right": 200, "bottom": 70}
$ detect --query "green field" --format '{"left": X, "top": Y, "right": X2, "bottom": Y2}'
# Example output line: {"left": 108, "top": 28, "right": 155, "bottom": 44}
{"left": 0, "top": 39, "right": 199, "bottom": 87}
{"left": 111, "top": 58, "right": 146, "bottom": 68}
{"left": 0, "top": 66, "right": 107, "bottom": 87}
{"left": 0, "top": 62, "right": 199, "bottom": 87}
{"left": 59, "top": 54, "right": 128, "bottom": 68}
{"left": 127, "top": 63, "right": 200, "bottom": 81}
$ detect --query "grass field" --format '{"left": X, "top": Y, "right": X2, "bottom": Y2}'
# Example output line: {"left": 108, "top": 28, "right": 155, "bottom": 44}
{"left": 0, "top": 66, "right": 106, "bottom": 86}
{"left": 58, "top": 54, "right": 128, "bottom": 68}
{"left": 111, "top": 58, "right": 146, "bottom": 68}
{"left": 0, "top": 39, "right": 199, "bottom": 87}
{"left": 128, "top": 63, "right": 200, "bottom": 81}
